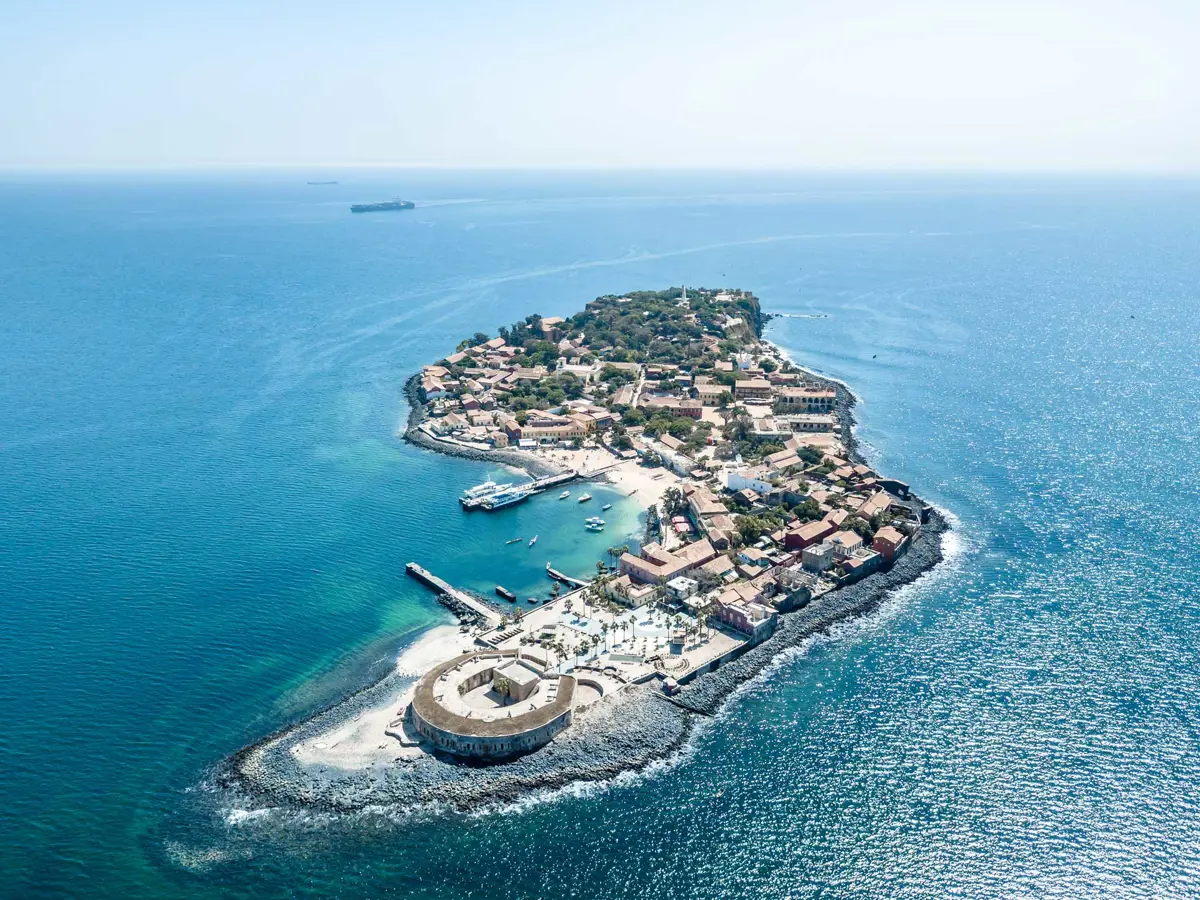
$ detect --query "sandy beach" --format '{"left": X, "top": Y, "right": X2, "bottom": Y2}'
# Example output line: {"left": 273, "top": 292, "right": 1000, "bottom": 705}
{"left": 290, "top": 625, "right": 473, "bottom": 770}
{"left": 530, "top": 446, "right": 681, "bottom": 509}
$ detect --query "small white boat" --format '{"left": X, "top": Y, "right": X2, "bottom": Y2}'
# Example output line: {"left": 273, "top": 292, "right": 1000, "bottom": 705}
{"left": 529, "top": 535, "right": 538, "bottom": 546}
{"left": 578, "top": 493, "right": 592, "bottom": 503}
{"left": 559, "top": 490, "right": 570, "bottom": 499}
{"left": 601, "top": 503, "right": 612, "bottom": 511}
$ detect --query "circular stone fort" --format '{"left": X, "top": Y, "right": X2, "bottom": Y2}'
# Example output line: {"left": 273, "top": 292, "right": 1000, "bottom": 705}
{"left": 408, "top": 650, "right": 576, "bottom": 760}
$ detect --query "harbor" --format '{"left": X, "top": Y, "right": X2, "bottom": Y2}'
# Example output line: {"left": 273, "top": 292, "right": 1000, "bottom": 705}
{"left": 459, "top": 470, "right": 579, "bottom": 510}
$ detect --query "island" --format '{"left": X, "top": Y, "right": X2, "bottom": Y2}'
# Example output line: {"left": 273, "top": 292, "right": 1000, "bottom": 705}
{"left": 224, "top": 287, "right": 948, "bottom": 812}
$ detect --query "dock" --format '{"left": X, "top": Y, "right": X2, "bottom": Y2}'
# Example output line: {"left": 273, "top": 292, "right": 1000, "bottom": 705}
{"left": 406, "top": 563, "right": 502, "bottom": 624}
{"left": 460, "top": 470, "right": 580, "bottom": 511}
{"left": 546, "top": 563, "right": 591, "bottom": 590}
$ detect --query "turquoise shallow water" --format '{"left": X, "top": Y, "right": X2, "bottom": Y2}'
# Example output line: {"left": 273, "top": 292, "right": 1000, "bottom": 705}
{"left": 1, "top": 172, "right": 1198, "bottom": 898}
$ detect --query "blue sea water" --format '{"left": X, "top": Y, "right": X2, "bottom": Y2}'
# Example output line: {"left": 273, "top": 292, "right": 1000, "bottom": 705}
{"left": 1, "top": 171, "right": 1198, "bottom": 899}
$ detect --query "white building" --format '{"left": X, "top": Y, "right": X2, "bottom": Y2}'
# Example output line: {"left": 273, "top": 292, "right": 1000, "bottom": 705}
{"left": 724, "top": 466, "right": 774, "bottom": 495}
{"left": 666, "top": 576, "right": 699, "bottom": 601}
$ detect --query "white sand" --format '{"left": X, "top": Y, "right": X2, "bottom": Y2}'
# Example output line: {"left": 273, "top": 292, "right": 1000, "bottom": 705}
{"left": 291, "top": 625, "right": 474, "bottom": 770}
{"left": 600, "top": 458, "right": 680, "bottom": 509}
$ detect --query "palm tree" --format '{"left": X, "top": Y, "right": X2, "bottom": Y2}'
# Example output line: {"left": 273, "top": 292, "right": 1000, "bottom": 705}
{"left": 600, "top": 622, "right": 610, "bottom": 650}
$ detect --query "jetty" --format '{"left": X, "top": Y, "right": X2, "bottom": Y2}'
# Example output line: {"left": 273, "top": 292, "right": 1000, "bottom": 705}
{"left": 406, "top": 563, "right": 501, "bottom": 625}
{"left": 546, "top": 563, "right": 591, "bottom": 590}
{"left": 460, "top": 470, "right": 580, "bottom": 510}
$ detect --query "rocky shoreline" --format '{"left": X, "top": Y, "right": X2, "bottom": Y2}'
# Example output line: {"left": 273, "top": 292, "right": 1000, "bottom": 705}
{"left": 218, "top": 353, "right": 951, "bottom": 816}
{"left": 401, "top": 373, "right": 567, "bottom": 480}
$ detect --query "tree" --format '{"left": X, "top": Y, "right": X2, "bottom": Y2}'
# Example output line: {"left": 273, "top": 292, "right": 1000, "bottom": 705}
{"left": 622, "top": 407, "right": 646, "bottom": 426}
{"left": 797, "top": 445, "right": 824, "bottom": 466}
{"left": 662, "top": 486, "right": 687, "bottom": 517}
{"left": 494, "top": 675, "right": 512, "bottom": 702}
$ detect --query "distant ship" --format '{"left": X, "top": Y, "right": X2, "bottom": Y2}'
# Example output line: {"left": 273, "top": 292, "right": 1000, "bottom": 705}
{"left": 350, "top": 199, "right": 415, "bottom": 213}
{"left": 307, "top": 180, "right": 338, "bottom": 185}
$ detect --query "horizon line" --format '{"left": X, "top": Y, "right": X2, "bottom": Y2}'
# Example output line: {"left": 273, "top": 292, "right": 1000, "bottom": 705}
{"left": 2, "top": 161, "right": 1200, "bottom": 177}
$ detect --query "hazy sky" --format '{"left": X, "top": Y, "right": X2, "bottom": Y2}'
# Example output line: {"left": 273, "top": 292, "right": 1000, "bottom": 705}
{"left": 2, "top": 0, "right": 1198, "bottom": 170}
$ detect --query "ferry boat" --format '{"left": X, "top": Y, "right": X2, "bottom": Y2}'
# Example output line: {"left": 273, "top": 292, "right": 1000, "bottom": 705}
{"left": 559, "top": 490, "right": 570, "bottom": 499}
{"left": 577, "top": 493, "right": 593, "bottom": 503}
{"left": 495, "top": 586, "right": 516, "bottom": 601}
{"left": 461, "top": 480, "right": 511, "bottom": 502}
{"left": 529, "top": 535, "right": 538, "bottom": 546}
{"left": 480, "top": 487, "right": 532, "bottom": 510}
{"left": 350, "top": 199, "right": 415, "bottom": 213}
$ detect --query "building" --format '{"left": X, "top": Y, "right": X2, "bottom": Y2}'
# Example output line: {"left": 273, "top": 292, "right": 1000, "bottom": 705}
{"left": 619, "top": 538, "right": 717, "bottom": 585}
{"left": 783, "top": 519, "right": 836, "bottom": 551}
{"left": 712, "top": 592, "right": 777, "bottom": 641}
{"left": 872, "top": 525, "right": 908, "bottom": 562}
{"left": 606, "top": 574, "right": 658, "bottom": 608}
{"left": 493, "top": 659, "right": 541, "bottom": 701}
{"left": 780, "top": 414, "right": 837, "bottom": 433}
{"left": 539, "top": 316, "right": 566, "bottom": 341}
{"left": 802, "top": 542, "right": 836, "bottom": 572}
{"left": 828, "top": 530, "right": 864, "bottom": 556}
{"left": 776, "top": 386, "right": 837, "bottom": 413}
{"left": 696, "top": 383, "right": 729, "bottom": 406}
{"left": 725, "top": 466, "right": 774, "bottom": 495}
{"left": 666, "top": 576, "right": 699, "bottom": 601}
{"left": 737, "top": 546, "right": 770, "bottom": 568}
{"left": 839, "top": 548, "right": 882, "bottom": 582}
{"left": 408, "top": 651, "right": 576, "bottom": 761}
{"left": 642, "top": 396, "right": 704, "bottom": 419}
{"left": 733, "top": 378, "right": 773, "bottom": 401}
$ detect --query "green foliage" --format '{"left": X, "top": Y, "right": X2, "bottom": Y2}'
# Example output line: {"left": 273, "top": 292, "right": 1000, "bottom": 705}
{"left": 661, "top": 486, "right": 688, "bottom": 517}
{"left": 621, "top": 407, "right": 646, "bottom": 426}
{"left": 796, "top": 445, "right": 824, "bottom": 466}
{"left": 847, "top": 516, "right": 874, "bottom": 539}
{"left": 791, "top": 497, "right": 822, "bottom": 521}
{"left": 734, "top": 510, "right": 786, "bottom": 545}
{"left": 600, "top": 365, "right": 636, "bottom": 385}
{"left": 503, "top": 373, "right": 584, "bottom": 412}
{"left": 456, "top": 331, "right": 491, "bottom": 351}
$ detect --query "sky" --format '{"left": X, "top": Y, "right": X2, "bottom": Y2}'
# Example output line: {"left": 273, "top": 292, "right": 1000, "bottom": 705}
{"left": 1, "top": 0, "right": 1198, "bottom": 171}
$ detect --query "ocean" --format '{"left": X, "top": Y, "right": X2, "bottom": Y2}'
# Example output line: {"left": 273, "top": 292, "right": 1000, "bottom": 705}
{"left": 1, "top": 171, "right": 1198, "bottom": 899}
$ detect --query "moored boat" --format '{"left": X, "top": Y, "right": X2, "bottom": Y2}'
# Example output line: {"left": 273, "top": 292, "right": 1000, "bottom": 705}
{"left": 578, "top": 493, "right": 592, "bottom": 503}
{"left": 559, "top": 490, "right": 570, "bottom": 499}
{"left": 505, "top": 537, "right": 522, "bottom": 545}
{"left": 495, "top": 586, "right": 516, "bottom": 601}
{"left": 529, "top": 535, "right": 538, "bottom": 546}
{"left": 481, "top": 487, "right": 533, "bottom": 510}
{"left": 601, "top": 503, "right": 612, "bottom": 511}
